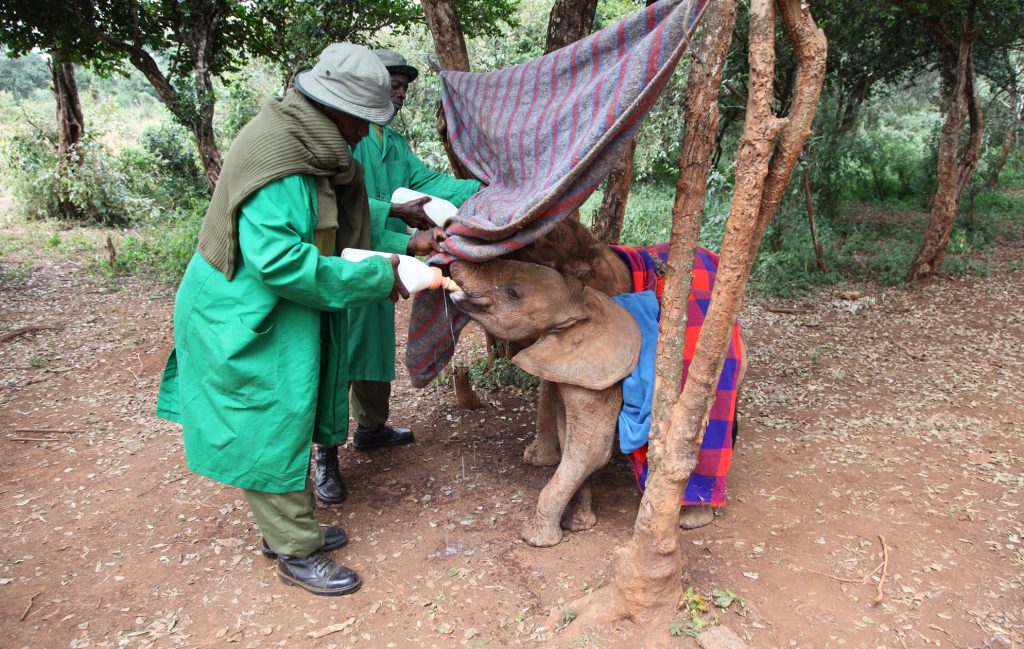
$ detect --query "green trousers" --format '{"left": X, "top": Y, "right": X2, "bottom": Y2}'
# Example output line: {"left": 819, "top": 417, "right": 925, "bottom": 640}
{"left": 242, "top": 475, "right": 324, "bottom": 558}
{"left": 349, "top": 380, "right": 390, "bottom": 428}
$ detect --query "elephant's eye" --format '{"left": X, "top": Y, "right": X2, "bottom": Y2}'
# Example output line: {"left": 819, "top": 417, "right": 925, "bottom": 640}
{"left": 506, "top": 287, "right": 520, "bottom": 300}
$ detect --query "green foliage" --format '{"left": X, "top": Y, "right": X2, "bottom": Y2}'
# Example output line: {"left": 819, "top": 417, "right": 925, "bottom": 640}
{"left": 0, "top": 119, "right": 154, "bottom": 226}
{"left": 711, "top": 588, "right": 743, "bottom": 609}
{"left": 107, "top": 206, "right": 203, "bottom": 281}
{"left": 0, "top": 49, "right": 50, "bottom": 98}
{"left": 677, "top": 586, "right": 711, "bottom": 637}
{"left": 259, "top": 0, "right": 517, "bottom": 83}
{"left": 216, "top": 61, "right": 281, "bottom": 145}
{"left": 468, "top": 356, "right": 539, "bottom": 392}
{"left": 117, "top": 122, "right": 209, "bottom": 212}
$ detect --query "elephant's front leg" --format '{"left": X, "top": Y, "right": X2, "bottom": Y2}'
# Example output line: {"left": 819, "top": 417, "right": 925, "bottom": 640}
{"left": 523, "top": 380, "right": 562, "bottom": 466}
{"left": 560, "top": 478, "right": 597, "bottom": 531}
{"left": 521, "top": 384, "right": 618, "bottom": 547}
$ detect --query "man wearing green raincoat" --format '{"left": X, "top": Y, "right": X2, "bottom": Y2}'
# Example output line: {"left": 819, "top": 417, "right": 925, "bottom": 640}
{"left": 156, "top": 44, "right": 408, "bottom": 597}
{"left": 311, "top": 50, "right": 482, "bottom": 505}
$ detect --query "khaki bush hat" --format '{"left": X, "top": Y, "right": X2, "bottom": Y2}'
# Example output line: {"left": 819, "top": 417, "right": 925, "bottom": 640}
{"left": 295, "top": 43, "right": 395, "bottom": 125}
{"left": 374, "top": 49, "right": 419, "bottom": 82}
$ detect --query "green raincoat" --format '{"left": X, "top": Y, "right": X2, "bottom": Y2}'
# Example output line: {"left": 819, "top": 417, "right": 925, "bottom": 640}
{"left": 156, "top": 175, "right": 394, "bottom": 493}
{"left": 346, "top": 126, "right": 481, "bottom": 381}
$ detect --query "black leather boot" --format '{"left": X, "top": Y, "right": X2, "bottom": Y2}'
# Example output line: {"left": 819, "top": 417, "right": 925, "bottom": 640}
{"left": 351, "top": 423, "right": 415, "bottom": 451}
{"left": 277, "top": 551, "right": 361, "bottom": 596}
{"left": 314, "top": 445, "right": 348, "bottom": 504}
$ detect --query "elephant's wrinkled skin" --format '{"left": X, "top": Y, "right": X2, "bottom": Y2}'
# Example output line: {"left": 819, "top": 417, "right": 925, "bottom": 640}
{"left": 474, "top": 218, "right": 746, "bottom": 531}
{"left": 449, "top": 259, "right": 641, "bottom": 547}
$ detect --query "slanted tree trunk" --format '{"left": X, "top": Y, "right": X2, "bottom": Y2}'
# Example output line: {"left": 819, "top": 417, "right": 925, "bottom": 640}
{"left": 985, "top": 102, "right": 1023, "bottom": 190}
{"left": 907, "top": 17, "right": 983, "bottom": 282}
{"left": 51, "top": 55, "right": 85, "bottom": 220}
{"left": 422, "top": 0, "right": 474, "bottom": 180}
{"left": 551, "top": 0, "right": 825, "bottom": 638}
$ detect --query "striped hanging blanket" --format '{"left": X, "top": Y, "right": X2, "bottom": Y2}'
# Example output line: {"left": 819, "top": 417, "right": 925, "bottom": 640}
{"left": 406, "top": 0, "right": 708, "bottom": 387}
{"left": 611, "top": 245, "right": 744, "bottom": 507}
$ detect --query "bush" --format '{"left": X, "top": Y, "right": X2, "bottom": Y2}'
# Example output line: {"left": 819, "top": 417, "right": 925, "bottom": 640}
{"left": 106, "top": 201, "right": 204, "bottom": 281}
{"left": 116, "top": 122, "right": 208, "bottom": 214}
{"left": 0, "top": 123, "right": 157, "bottom": 226}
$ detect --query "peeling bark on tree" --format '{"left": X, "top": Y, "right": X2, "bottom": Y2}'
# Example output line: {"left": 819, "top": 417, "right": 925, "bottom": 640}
{"left": 550, "top": 0, "right": 826, "bottom": 638}
{"left": 545, "top": 0, "right": 597, "bottom": 53}
{"left": 51, "top": 56, "right": 85, "bottom": 221}
{"left": 907, "top": 18, "right": 983, "bottom": 283}
{"left": 423, "top": 0, "right": 474, "bottom": 180}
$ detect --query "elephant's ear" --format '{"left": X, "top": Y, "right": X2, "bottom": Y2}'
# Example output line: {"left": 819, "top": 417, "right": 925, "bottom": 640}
{"left": 513, "top": 286, "right": 641, "bottom": 390}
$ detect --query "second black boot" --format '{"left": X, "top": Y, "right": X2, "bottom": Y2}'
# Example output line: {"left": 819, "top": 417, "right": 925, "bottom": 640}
{"left": 314, "top": 445, "right": 348, "bottom": 504}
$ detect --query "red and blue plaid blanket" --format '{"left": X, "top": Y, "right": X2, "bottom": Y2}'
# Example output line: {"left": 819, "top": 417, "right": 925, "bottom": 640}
{"left": 611, "top": 244, "right": 744, "bottom": 507}
{"left": 406, "top": 0, "right": 708, "bottom": 387}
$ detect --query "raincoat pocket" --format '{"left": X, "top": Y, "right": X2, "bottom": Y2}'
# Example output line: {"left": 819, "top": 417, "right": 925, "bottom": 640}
{"left": 193, "top": 315, "right": 279, "bottom": 408}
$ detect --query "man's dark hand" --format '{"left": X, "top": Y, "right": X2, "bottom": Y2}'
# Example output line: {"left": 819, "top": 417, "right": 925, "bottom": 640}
{"left": 407, "top": 227, "right": 447, "bottom": 257}
{"left": 388, "top": 255, "right": 410, "bottom": 302}
{"left": 390, "top": 197, "right": 434, "bottom": 230}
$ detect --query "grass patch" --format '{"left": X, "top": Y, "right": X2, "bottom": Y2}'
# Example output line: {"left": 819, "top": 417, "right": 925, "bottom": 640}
{"left": 469, "top": 355, "right": 539, "bottom": 392}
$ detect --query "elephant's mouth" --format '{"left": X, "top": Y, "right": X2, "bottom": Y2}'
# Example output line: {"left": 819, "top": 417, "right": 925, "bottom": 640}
{"left": 449, "top": 290, "right": 492, "bottom": 312}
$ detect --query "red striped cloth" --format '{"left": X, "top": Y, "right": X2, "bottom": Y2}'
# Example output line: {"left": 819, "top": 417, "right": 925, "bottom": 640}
{"left": 406, "top": 0, "right": 709, "bottom": 388}
{"left": 610, "top": 244, "right": 744, "bottom": 507}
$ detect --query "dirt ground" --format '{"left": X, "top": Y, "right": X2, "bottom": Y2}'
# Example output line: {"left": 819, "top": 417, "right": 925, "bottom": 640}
{"left": 1, "top": 214, "right": 1022, "bottom": 649}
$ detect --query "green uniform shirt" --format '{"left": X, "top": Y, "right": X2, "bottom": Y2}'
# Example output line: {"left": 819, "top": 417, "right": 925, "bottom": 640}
{"left": 347, "top": 126, "right": 481, "bottom": 381}
{"left": 156, "top": 174, "right": 393, "bottom": 493}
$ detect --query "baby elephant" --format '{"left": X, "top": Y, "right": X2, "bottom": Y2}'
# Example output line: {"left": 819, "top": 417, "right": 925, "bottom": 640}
{"left": 449, "top": 258, "right": 642, "bottom": 547}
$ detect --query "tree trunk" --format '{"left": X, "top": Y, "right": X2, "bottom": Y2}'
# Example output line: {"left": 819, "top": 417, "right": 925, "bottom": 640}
{"left": 186, "top": 17, "right": 223, "bottom": 193}
{"left": 550, "top": 0, "right": 825, "bottom": 637}
{"left": 803, "top": 174, "right": 828, "bottom": 272}
{"left": 51, "top": 56, "right": 85, "bottom": 221}
{"left": 590, "top": 0, "right": 655, "bottom": 243}
{"left": 907, "top": 21, "right": 983, "bottom": 282}
{"left": 592, "top": 138, "right": 636, "bottom": 243}
{"left": 72, "top": 4, "right": 222, "bottom": 192}
{"left": 545, "top": 0, "right": 597, "bottom": 53}
{"left": 422, "top": 0, "right": 473, "bottom": 179}
{"left": 982, "top": 83, "right": 1023, "bottom": 191}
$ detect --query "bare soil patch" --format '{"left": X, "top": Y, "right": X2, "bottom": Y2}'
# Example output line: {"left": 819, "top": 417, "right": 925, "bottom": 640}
{"left": 1, "top": 218, "right": 1022, "bottom": 649}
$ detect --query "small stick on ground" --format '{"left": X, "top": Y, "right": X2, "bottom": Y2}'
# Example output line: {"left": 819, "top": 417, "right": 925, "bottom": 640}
{"left": 375, "top": 568, "right": 407, "bottom": 596}
{"left": 1, "top": 326, "right": 60, "bottom": 344}
{"left": 15, "top": 428, "right": 82, "bottom": 434}
{"left": 895, "top": 342, "right": 926, "bottom": 361}
{"left": 874, "top": 534, "right": 889, "bottom": 604}
{"left": 136, "top": 475, "right": 187, "bottom": 497}
{"left": 7, "top": 437, "right": 59, "bottom": 443}
{"left": 805, "top": 561, "right": 883, "bottom": 585}
{"left": 763, "top": 305, "right": 812, "bottom": 315}
{"left": 20, "top": 592, "right": 40, "bottom": 621}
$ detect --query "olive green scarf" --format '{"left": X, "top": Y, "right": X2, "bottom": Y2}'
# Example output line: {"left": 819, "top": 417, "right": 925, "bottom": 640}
{"left": 196, "top": 90, "right": 369, "bottom": 279}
